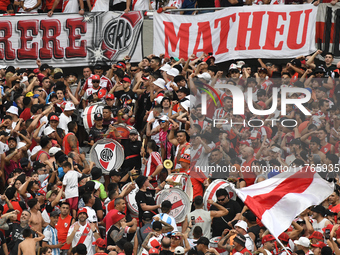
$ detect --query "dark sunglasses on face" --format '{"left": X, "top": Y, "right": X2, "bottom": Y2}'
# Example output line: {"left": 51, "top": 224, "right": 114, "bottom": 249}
{"left": 92, "top": 80, "right": 100, "bottom": 83}
{"left": 217, "top": 197, "right": 226, "bottom": 202}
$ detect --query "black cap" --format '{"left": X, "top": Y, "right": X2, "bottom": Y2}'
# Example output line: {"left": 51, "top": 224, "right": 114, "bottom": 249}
{"left": 50, "top": 210, "right": 60, "bottom": 217}
{"left": 314, "top": 67, "right": 326, "bottom": 74}
{"left": 135, "top": 175, "right": 148, "bottom": 188}
{"left": 94, "top": 113, "right": 103, "bottom": 121}
{"left": 54, "top": 72, "right": 64, "bottom": 79}
{"left": 161, "top": 200, "right": 172, "bottom": 209}
{"left": 40, "top": 63, "right": 52, "bottom": 71}
{"left": 109, "top": 170, "right": 121, "bottom": 177}
{"left": 258, "top": 67, "right": 267, "bottom": 73}
{"left": 194, "top": 237, "right": 210, "bottom": 246}
{"left": 289, "top": 139, "right": 301, "bottom": 146}
{"left": 234, "top": 234, "right": 246, "bottom": 247}
{"left": 316, "top": 86, "right": 327, "bottom": 93}
{"left": 177, "top": 87, "right": 190, "bottom": 95}
{"left": 91, "top": 167, "right": 102, "bottom": 180}
{"left": 84, "top": 181, "right": 95, "bottom": 193}
{"left": 243, "top": 210, "right": 256, "bottom": 222}
{"left": 311, "top": 205, "right": 326, "bottom": 216}
{"left": 94, "top": 64, "right": 103, "bottom": 70}
{"left": 152, "top": 221, "right": 162, "bottom": 231}
{"left": 20, "top": 157, "right": 29, "bottom": 167}
{"left": 78, "top": 174, "right": 90, "bottom": 182}
{"left": 75, "top": 243, "right": 87, "bottom": 255}
{"left": 290, "top": 59, "right": 301, "bottom": 68}
{"left": 143, "top": 211, "right": 153, "bottom": 221}
{"left": 33, "top": 161, "right": 46, "bottom": 170}
{"left": 8, "top": 136, "right": 16, "bottom": 142}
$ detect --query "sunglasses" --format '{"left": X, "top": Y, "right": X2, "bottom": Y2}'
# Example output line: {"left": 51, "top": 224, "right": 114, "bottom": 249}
{"left": 217, "top": 197, "right": 226, "bottom": 202}
{"left": 171, "top": 236, "right": 181, "bottom": 240}
{"left": 131, "top": 69, "right": 138, "bottom": 72}
{"left": 38, "top": 90, "right": 43, "bottom": 92}
{"left": 92, "top": 80, "right": 100, "bottom": 83}
{"left": 159, "top": 120, "right": 166, "bottom": 123}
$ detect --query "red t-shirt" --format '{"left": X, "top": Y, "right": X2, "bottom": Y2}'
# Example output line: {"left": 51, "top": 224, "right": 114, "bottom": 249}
{"left": 19, "top": 108, "right": 32, "bottom": 121}
{"left": 0, "top": 0, "right": 10, "bottom": 11}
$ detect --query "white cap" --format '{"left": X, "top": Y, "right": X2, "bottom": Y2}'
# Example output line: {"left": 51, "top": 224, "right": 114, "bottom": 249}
{"left": 236, "top": 61, "right": 245, "bottom": 69}
{"left": 64, "top": 102, "right": 76, "bottom": 111}
{"left": 234, "top": 220, "right": 248, "bottom": 232}
{"left": 294, "top": 237, "right": 310, "bottom": 248}
{"left": 0, "top": 65, "right": 7, "bottom": 70}
{"left": 21, "top": 76, "right": 28, "bottom": 83}
{"left": 270, "top": 147, "right": 281, "bottom": 153}
{"left": 229, "top": 63, "right": 238, "bottom": 70}
{"left": 180, "top": 99, "right": 190, "bottom": 112}
{"left": 166, "top": 68, "right": 179, "bottom": 77}
{"left": 160, "top": 64, "right": 171, "bottom": 72}
{"left": 44, "top": 126, "right": 55, "bottom": 136}
{"left": 49, "top": 147, "right": 61, "bottom": 156}
{"left": 197, "top": 72, "right": 211, "bottom": 82}
{"left": 155, "top": 96, "right": 164, "bottom": 105}
{"left": 6, "top": 106, "right": 19, "bottom": 116}
{"left": 153, "top": 78, "right": 166, "bottom": 90}
{"left": 174, "top": 246, "right": 185, "bottom": 255}
{"left": 159, "top": 115, "right": 169, "bottom": 121}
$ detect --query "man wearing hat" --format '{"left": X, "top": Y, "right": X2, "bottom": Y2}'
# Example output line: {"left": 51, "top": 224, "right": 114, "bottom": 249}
{"left": 119, "top": 128, "right": 142, "bottom": 174}
{"left": 93, "top": 238, "right": 107, "bottom": 254}
{"left": 106, "top": 210, "right": 130, "bottom": 246}
{"left": 222, "top": 233, "right": 251, "bottom": 255}
{"left": 134, "top": 211, "right": 153, "bottom": 254}
{"left": 294, "top": 237, "right": 312, "bottom": 255}
{"left": 309, "top": 231, "right": 324, "bottom": 244}
{"left": 91, "top": 167, "right": 107, "bottom": 201}
{"left": 141, "top": 221, "right": 166, "bottom": 254}
{"left": 194, "top": 237, "right": 210, "bottom": 253}
{"left": 88, "top": 113, "right": 108, "bottom": 146}
{"left": 311, "top": 205, "right": 331, "bottom": 233}
{"left": 44, "top": 188, "right": 63, "bottom": 222}
{"left": 135, "top": 175, "right": 161, "bottom": 224}
{"left": 66, "top": 208, "right": 100, "bottom": 255}
{"left": 258, "top": 235, "right": 276, "bottom": 255}
{"left": 42, "top": 210, "right": 64, "bottom": 255}
{"left": 58, "top": 102, "right": 76, "bottom": 134}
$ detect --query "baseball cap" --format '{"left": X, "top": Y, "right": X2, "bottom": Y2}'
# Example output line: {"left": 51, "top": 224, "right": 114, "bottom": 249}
{"left": 121, "top": 77, "right": 131, "bottom": 83}
{"left": 197, "top": 72, "right": 211, "bottom": 82}
{"left": 93, "top": 238, "right": 106, "bottom": 248}
{"left": 92, "top": 75, "right": 100, "bottom": 80}
{"left": 262, "top": 234, "right": 275, "bottom": 244}
{"left": 40, "top": 63, "right": 52, "bottom": 71}
{"left": 278, "top": 233, "right": 290, "bottom": 243}
{"left": 239, "top": 141, "right": 250, "bottom": 146}
{"left": 50, "top": 115, "right": 59, "bottom": 121}
{"left": 64, "top": 102, "right": 76, "bottom": 111}
{"left": 109, "top": 170, "right": 121, "bottom": 177}
{"left": 129, "top": 129, "right": 139, "bottom": 135}
{"left": 54, "top": 72, "right": 63, "bottom": 79}
{"left": 106, "top": 93, "right": 114, "bottom": 100}
{"left": 149, "top": 248, "right": 160, "bottom": 254}
{"left": 49, "top": 147, "right": 61, "bottom": 156}
{"left": 310, "top": 231, "right": 324, "bottom": 240}
{"left": 46, "top": 190, "right": 58, "bottom": 199}
{"left": 311, "top": 205, "right": 326, "bottom": 216}
{"left": 258, "top": 67, "right": 268, "bottom": 73}
{"left": 229, "top": 63, "right": 238, "bottom": 70}
{"left": 111, "top": 210, "right": 125, "bottom": 224}
{"left": 311, "top": 242, "right": 326, "bottom": 249}
{"left": 94, "top": 113, "right": 103, "bottom": 120}
{"left": 236, "top": 61, "right": 245, "bottom": 69}
{"left": 143, "top": 211, "right": 153, "bottom": 221}
{"left": 44, "top": 126, "right": 55, "bottom": 136}
{"left": 234, "top": 220, "right": 248, "bottom": 232}
{"left": 159, "top": 115, "right": 169, "bottom": 122}
{"left": 135, "top": 175, "right": 148, "bottom": 188}
{"left": 322, "top": 224, "right": 333, "bottom": 233}
{"left": 194, "top": 237, "right": 210, "bottom": 246}
{"left": 174, "top": 247, "right": 185, "bottom": 255}
{"left": 242, "top": 210, "right": 256, "bottom": 222}
{"left": 233, "top": 234, "right": 246, "bottom": 247}
{"left": 77, "top": 207, "right": 88, "bottom": 217}
{"left": 316, "top": 86, "right": 327, "bottom": 93}
{"left": 294, "top": 237, "right": 310, "bottom": 248}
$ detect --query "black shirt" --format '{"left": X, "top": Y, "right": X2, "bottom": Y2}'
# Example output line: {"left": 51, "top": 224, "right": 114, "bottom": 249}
{"left": 210, "top": 199, "right": 242, "bottom": 237}
{"left": 114, "top": 89, "right": 137, "bottom": 109}
{"left": 160, "top": 250, "right": 174, "bottom": 255}
{"left": 8, "top": 223, "right": 31, "bottom": 255}
{"left": 120, "top": 139, "right": 142, "bottom": 171}
{"left": 248, "top": 224, "right": 261, "bottom": 248}
{"left": 0, "top": 231, "right": 6, "bottom": 255}
{"left": 135, "top": 190, "right": 157, "bottom": 223}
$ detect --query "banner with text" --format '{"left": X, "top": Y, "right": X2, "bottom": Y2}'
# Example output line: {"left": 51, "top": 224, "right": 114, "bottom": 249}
{"left": 315, "top": 3, "right": 340, "bottom": 63}
{"left": 0, "top": 11, "right": 143, "bottom": 68}
{"left": 154, "top": 5, "right": 317, "bottom": 63}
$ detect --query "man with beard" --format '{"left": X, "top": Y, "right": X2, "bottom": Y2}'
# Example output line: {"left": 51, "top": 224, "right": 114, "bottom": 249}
{"left": 311, "top": 205, "right": 331, "bottom": 233}
{"left": 120, "top": 129, "right": 142, "bottom": 174}
{"left": 213, "top": 96, "right": 233, "bottom": 119}
{"left": 88, "top": 113, "right": 108, "bottom": 146}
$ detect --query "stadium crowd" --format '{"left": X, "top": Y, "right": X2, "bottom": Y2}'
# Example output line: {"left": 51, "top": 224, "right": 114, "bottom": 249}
{"left": 0, "top": 49, "right": 339, "bottom": 255}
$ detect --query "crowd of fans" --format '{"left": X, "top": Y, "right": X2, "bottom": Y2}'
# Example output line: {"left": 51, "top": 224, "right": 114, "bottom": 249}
{"left": 0, "top": 48, "right": 339, "bottom": 255}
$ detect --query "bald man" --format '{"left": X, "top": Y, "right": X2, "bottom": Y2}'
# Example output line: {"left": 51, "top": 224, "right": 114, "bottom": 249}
{"left": 241, "top": 147, "right": 256, "bottom": 187}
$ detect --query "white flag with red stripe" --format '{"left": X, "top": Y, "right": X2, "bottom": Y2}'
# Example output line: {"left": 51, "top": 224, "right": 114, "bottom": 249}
{"left": 235, "top": 167, "right": 334, "bottom": 238}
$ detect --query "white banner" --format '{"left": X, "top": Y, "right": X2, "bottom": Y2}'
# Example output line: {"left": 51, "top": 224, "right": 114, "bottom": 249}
{"left": 0, "top": 11, "right": 143, "bottom": 67}
{"left": 153, "top": 5, "right": 317, "bottom": 63}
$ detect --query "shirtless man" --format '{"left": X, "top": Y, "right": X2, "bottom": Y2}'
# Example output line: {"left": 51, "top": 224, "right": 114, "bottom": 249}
{"left": 18, "top": 227, "right": 45, "bottom": 255}
{"left": 27, "top": 198, "right": 47, "bottom": 233}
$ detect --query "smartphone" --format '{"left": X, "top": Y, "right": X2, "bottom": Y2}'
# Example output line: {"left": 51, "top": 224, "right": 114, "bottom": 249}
{"left": 191, "top": 216, "right": 195, "bottom": 226}
{"left": 325, "top": 229, "right": 330, "bottom": 240}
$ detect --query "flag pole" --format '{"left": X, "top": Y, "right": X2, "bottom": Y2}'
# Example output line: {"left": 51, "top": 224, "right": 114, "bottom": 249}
{"left": 275, "top": 237, "right": 291, "bottom": 255}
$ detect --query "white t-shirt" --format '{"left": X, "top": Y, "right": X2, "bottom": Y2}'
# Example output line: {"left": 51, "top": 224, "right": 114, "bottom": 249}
{"left": 58, "top": 113, "right": 72, "bottom": 134}
{"left": 131, "top": 0, "right": 149, "bottom": 10}
{"left": 85, "top": 206, "right": 98, "bottom": 223}
{"left": 0, "top": 142, "right": 9, "bottom": 154}
{"left": 92, "top": 0, "right": 109, "bottom": 11}
{"left": 67, "top": 221, "right": 94, "bottom": 255}
{"left": 63, "top": 170, "right": 82, "bottom": 199}
{"left": 154, "top": 213, "right": 178, "bottom": 232}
